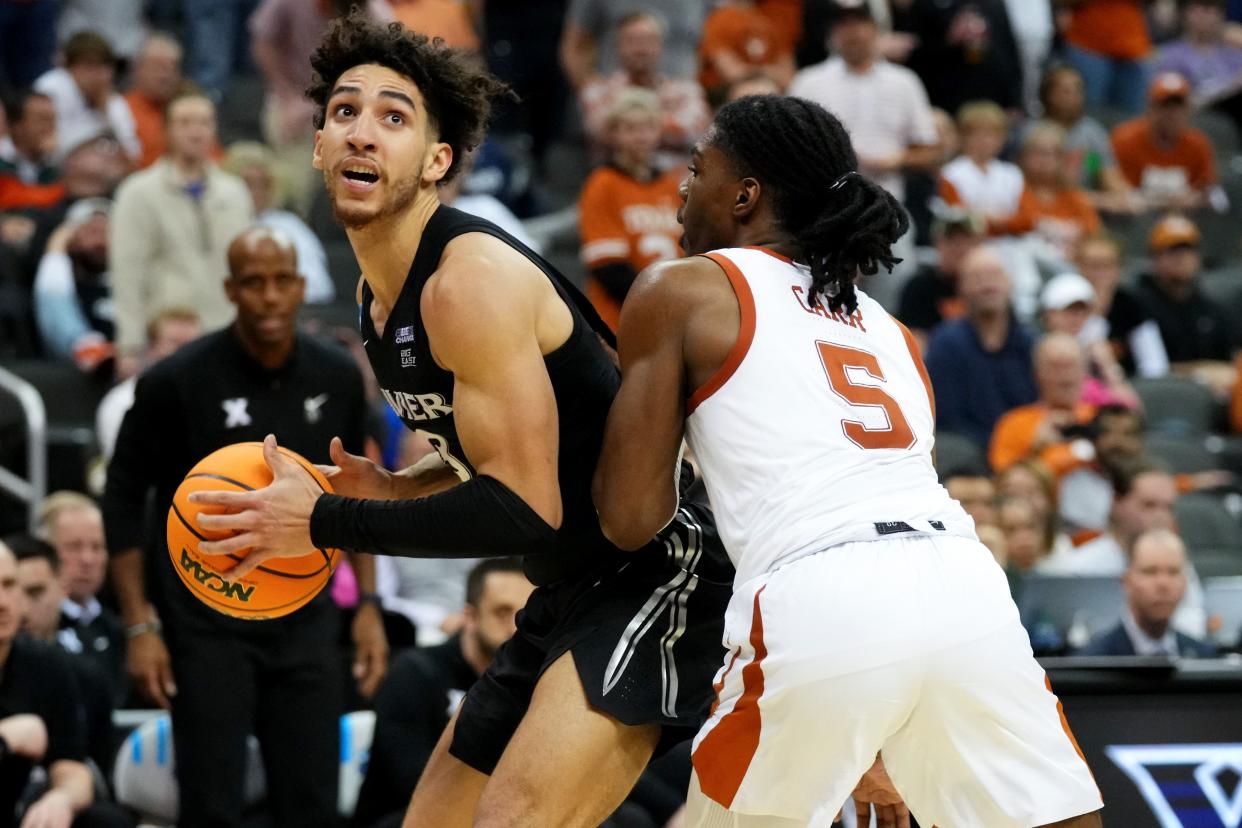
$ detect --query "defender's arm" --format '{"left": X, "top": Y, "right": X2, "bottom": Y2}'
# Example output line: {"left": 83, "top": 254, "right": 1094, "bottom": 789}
{"left": 594, "top": 262, "right": 696, "bottom": 550}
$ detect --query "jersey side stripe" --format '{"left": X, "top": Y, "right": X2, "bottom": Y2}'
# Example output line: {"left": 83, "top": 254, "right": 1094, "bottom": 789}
{"left": 895, "top": 318, "right": 936, "bottom": 421}
{"left": 687, "top": 252, "right": 757, "bottom": 415}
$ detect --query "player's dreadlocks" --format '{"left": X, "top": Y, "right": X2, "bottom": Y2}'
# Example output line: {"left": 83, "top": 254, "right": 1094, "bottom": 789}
{"left": 306, "top": 9, "right": 514, "bottom": 183}
{"left": 711, "top": 96, "right": 909, "bottom": 314}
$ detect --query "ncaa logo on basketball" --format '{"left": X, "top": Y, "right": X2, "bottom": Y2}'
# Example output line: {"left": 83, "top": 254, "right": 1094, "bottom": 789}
{"left": 179, "top": 549, "right": 255, "bottom": 603}
{"left": 1107, "top": 743, "right": 1242, "bottom": 827}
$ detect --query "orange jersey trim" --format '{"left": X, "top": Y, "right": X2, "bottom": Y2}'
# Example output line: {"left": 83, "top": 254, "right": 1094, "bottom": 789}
{"left": 896, "top": 318, "right": 936, "bottom": 421}
{"left": 692, "top": 587, "right": 768, "bottom": 808}
{"left": 1044, "top": 674, "right": 1099, "bottom": 793}
{"left": 688, "top": 252, "right": 757, "bottom": 415}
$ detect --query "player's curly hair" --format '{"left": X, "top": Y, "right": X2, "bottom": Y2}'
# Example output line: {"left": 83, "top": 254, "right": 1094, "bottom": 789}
{"left": 710, "top": 96, "right": 909, "bottom": 314}
{"left": 305, "top": 10, "right": 514, "bottom": 183}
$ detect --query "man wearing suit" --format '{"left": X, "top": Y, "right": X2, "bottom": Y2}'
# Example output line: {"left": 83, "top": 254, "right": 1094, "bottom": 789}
{"left": 1077, "top": 529, "right": 1217, "bottom": 657}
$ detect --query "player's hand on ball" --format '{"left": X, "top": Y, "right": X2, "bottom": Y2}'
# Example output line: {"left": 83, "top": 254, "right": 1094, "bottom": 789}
{"left": 191, "top": 434, "right": 321, "bottom": 576}
{"left": 852, "top": 754, "right": 910, "bottom": 828}
{"left": 317, "top": 436, "right": 394, "bottom": 499}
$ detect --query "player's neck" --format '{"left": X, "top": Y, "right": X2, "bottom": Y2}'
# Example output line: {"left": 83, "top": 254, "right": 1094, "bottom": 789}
{"left": 736, "top": 228, "right": 798, "bottom": 261}
{"left": 346, "top": 192, "right": 441, "bottom": 311}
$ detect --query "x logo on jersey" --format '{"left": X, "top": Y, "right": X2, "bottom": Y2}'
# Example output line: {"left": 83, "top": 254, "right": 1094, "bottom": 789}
{"left": 222, "top": 397, "right": 252, "bottom": 428}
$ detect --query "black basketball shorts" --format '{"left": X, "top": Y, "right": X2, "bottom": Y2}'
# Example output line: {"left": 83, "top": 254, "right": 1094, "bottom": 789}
{"left": 449, "top": 501, "right": 734, "bottom": 775}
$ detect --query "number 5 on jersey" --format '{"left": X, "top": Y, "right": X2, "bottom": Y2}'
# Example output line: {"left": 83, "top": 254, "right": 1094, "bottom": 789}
{"left": 817, "top": 341, "right": 915, "bottom": 450}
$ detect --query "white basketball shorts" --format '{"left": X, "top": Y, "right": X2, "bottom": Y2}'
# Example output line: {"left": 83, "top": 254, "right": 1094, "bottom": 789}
{"left": 685, "top": 533, "right": 1103, "bottom": 828}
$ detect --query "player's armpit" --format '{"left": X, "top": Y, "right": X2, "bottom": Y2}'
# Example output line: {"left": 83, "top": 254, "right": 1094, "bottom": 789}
{"left": 422, "top": 243, "right": 565, "bottom": 529}
{"left": 594, "top": 262, "right": 694, "bottom": 551}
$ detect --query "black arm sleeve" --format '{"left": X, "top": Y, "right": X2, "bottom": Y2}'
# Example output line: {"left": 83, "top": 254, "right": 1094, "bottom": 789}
{"left": 589, "top": 262, "right": 639, "bottom": 305}
{"left": 310, "top": 474, "right": 559, "bottom": 559}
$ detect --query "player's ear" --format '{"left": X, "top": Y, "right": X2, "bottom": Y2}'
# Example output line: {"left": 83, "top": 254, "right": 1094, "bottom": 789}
{"left": 424, "top": 141, "right": 453, "bottom": 185}
{"left": 733, "top": 177, "right": 761, "bottom": 218}
{"left": 312, "top": 131, "right": 324, "bottom": 171}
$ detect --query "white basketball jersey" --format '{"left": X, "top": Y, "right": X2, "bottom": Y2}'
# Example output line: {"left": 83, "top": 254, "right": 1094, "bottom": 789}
{"left": 684, "top": 247, "right": 973, "bottom": 586}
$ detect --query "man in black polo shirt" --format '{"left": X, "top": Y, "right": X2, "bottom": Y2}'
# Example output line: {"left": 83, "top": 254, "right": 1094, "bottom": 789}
{"left": 352, "top": 558, "right": 534, "bottom": 828}
{"left": 0, "top": 541, "right": 130, "bottom": 828}
{"left": 101, "top": 227, "right": 386, "bottom": 828}
{"left": 1133, "top": 214, "right": 1238, "bottom": 395}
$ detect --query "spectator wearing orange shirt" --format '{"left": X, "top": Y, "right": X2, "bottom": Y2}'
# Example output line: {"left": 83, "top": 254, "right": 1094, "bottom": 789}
{"left": 989, "top": 332, "right": 1097, "bottom": 476}
{"left": 1006, "top": 121, "right": 1101, "bottom": 256}
{"left": 1111, "top": 72, "right": 1219, "bottom": 210}
{"left": 1057, "top": 0, "right": 1153, "bottom": 114}
{"left": 578, "top": 88, "right": 683, "bottom": 330}
{"left": 123, "top": 34, "right": 188, "bottom": 170}
{"left": 698, "top": 0, "right": 795, "bottom": 98}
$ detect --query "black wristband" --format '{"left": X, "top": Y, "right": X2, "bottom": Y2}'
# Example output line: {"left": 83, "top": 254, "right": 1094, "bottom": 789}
{"left": 311, "top": 474, "right": 559, "bottom": 559}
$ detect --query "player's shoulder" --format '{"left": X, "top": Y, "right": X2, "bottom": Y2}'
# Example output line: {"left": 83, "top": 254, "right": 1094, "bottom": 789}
{"left": 430, "top": 230, "right": 543, "bottom": 309}
{"left": 632, "top": 254, "right": 727, "bottom": 306}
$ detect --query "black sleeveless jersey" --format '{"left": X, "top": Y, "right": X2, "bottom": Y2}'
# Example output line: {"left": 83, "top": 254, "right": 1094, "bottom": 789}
{"left": 361, "top": 205, "right": 626, "bottom": 585}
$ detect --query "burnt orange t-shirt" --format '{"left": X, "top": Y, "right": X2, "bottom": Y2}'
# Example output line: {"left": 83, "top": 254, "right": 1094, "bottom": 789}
{"left": 1111, "top": 116, "right": 1218, "bottom": 190}
{"left": 579, "top": 165, "right": 683, "bottom": 331}
{"left": 1064, "top": 0, "right": 1151, "bottom": 61}
{"left": 126, "top": 90, "right": 166, "bottom": 169}
{"left": 1005, "top": 187, "right": 1102, "bottom": 238}
{"left": 698, "top": 5, "right": 782, "bottom": 92}
{"left": 755, "top": 0, "right": 802, "bottom": 56}
{"left": 389, "top": 0, "right": 479, "bottom": 51}
{"left": 989, "top": 402, "right": 1097, "bottom": 477}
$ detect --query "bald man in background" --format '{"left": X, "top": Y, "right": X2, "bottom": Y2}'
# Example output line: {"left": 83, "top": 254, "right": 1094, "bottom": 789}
{"left": 102, "top": 227, "right": 385, "bottom": 828}
{"left": 989, "top": 333, "right": 1097, "bottom": 477}
{"left": 1077, "top": 529, "right": 1217, "bottom": 657}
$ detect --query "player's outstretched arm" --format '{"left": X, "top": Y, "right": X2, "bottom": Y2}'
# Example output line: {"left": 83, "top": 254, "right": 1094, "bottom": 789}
{"left": 594, "top": 262, "right": 696, "bottom": 550}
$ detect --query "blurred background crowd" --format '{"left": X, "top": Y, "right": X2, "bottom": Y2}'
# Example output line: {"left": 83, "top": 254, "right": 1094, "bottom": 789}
{"left": 3, "top": 0, "right": 1242, "bottom": 826}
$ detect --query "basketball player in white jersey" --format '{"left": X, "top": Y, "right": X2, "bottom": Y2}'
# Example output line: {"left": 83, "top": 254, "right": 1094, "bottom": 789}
{"left": 594, "top": 95, "right": 1103, "bottom": 828}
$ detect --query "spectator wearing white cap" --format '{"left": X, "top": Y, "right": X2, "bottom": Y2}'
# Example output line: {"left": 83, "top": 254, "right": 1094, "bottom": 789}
{"left": 1041, "top": 271, "right": 1138, "bottom": 408}
{"left": 33, "top": 197, "right": 115, "bottom": 373}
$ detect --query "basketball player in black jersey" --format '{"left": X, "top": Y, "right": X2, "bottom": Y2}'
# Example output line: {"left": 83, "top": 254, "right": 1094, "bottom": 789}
{"left": 189, "top": 13, "right": 731, "bottom": 828}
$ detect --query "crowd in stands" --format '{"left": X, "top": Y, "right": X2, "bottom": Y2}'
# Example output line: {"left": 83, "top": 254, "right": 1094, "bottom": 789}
{"left": 4, "top": 0, "right": 1242, "bottom": 825}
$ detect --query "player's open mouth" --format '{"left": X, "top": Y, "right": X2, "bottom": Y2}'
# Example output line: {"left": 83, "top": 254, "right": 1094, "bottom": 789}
{"left": 341, "top": 165, "right": 380, "bottom": 192}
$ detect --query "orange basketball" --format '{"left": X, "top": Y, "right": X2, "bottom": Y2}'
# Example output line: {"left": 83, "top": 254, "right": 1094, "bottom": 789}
{"left": 166, "top": 442, "right": 339, "bottom": 620}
